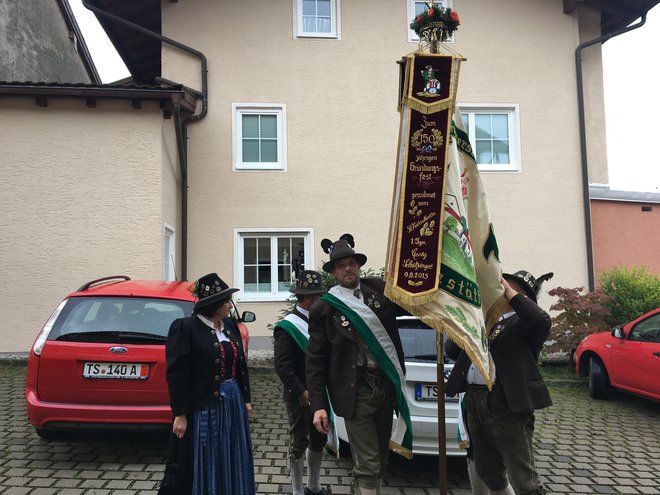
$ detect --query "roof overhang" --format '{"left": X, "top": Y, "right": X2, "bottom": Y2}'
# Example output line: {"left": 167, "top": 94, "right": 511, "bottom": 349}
{"left": 0, "top": 82, "right": 197, "bottom": 115}
{"left": 85, "top": 0, "right": 162, "bottom": 84}
{"left": 590, "top": 185, "right": 660, "bottom": 203}
{"left": 563, "top": 0, "right": 660, "bottom": 35}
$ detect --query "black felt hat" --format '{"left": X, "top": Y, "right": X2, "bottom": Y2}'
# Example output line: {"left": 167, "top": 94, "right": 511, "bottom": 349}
{"left": 321, "top": 234, "right": 367, "bottom": 273}
{"left": 192, "top": 273, "right": 239, "bottom": 311}
{"left": 290, "top": 270, "right": 324, "bottom": 295}
{"left": 502, "top": 270, "right": 554, "bottom": 303}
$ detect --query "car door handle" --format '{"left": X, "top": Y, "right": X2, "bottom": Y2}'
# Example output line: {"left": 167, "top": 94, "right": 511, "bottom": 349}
{"left": 653, "top": 352, "right": 660, "bottom": 357}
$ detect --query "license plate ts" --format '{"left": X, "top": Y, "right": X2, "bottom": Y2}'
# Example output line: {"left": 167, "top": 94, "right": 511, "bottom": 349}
{"left": 415, "top": 382, "right": 439, "bottom": 401}
{"left": 83, "top": 362, "right": 149, "bottom": 380}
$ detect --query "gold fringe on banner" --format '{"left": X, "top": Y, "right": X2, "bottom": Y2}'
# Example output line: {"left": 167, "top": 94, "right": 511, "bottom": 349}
{"left": 385, "top": 278, "right": 442, "bottom": 307}
{"left": 403, "top": 97, "right": 455, "bottom": 116}
{"left": 389, "top": 442, "right": 414, "bottom": 460}
{"left": 389, "top": 297, "right": 494, "bottom": 391}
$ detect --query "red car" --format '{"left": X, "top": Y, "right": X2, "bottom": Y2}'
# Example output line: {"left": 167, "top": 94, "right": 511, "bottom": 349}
{"left": 26, "top": 276, "right": 255, "bottom": 438}
{"left": 575, "top": 307, "right": 660, "bottom": 401}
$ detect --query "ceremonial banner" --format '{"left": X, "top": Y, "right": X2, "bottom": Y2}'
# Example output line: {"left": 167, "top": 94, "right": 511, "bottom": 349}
{"left": 385, "top": 53, "right": 508, "bottom": 386}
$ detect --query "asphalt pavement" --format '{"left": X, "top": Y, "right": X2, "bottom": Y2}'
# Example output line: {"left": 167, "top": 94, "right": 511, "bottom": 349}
{"left": 0, "top": 359, "right": 658, "bottom": 494}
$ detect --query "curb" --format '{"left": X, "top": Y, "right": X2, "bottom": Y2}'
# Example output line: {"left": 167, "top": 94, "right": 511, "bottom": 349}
{"left": 0, "top": 352, "right": 28, "bottom": 363}
{"left": 0, "top": 352, "right": 584, "bottom": 386}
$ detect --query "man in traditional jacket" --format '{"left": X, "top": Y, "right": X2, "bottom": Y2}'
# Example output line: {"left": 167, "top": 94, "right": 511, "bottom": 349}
{"left": 445, "top": 270, "right": 554, "bottom": 495}
{"left": 306, "top": 234, "right": 410, "bottom": 495}
{"left": 274, "top": 270, "right": 331, "bottom": 495}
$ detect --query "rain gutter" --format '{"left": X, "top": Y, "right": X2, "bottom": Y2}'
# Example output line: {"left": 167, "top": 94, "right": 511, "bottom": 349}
{"left": 82, "top": 0, "right": 209, "bottom": 281}
{"left": 575, "top": 10, "right": 647, "bottom": 290}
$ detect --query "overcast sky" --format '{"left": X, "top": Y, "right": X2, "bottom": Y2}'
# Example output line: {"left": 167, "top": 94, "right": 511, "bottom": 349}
{"left": 69, "top": 1, "right": 659, "bottom": 193}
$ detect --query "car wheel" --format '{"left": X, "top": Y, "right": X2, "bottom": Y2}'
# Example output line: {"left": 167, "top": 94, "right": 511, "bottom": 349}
{"left": 35, "top": 428, "right": 59, "bottom": 440}
{"left": 588, "top": 357, "right": 609, "bottom": 399}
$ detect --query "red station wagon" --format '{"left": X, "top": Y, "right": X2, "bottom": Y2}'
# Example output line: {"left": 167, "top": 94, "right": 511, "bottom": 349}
{"left": 26, "top": 276, "right": 254, "bottom": 438}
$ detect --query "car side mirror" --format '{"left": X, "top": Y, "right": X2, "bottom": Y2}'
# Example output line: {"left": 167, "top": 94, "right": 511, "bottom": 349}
{"left": 241, "top": 311, "right": 256, "bottom": 323}
{"left": 611, "top": 327, "right": 624, "bottom": 339}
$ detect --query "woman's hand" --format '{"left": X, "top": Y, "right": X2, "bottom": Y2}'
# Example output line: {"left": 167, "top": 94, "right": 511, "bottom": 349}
{"left": 245, "top": 403, "right": 253, "bottom": 415}
{"left": 173, "top": 415, "right": 187, "bottom": 439}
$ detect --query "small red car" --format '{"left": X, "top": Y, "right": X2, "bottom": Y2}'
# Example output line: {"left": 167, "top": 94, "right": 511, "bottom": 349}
{"left": 575, "top": 307, "right": 660, "bottom": 401}
{"left": 26, "top": 276, "right": 255, "bottom": 438}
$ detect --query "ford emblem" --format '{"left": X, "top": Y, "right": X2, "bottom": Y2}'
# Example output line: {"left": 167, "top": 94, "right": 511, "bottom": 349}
{"left": 109, "top": 346, "right": 128, "bottom": 354}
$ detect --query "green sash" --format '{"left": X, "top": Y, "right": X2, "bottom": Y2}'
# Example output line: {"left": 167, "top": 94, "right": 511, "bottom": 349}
{"left": 321, "top": 290, "right": 413, "bottom": 458}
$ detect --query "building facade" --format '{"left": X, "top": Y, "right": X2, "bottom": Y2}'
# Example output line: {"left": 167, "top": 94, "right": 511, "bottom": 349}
{"left": 590, "top": 186, "right": 660, "bottom": 281}
{"left": 2, "top": 0, "right": 656, "bottom": 351}
{"left": 159, "top": 0, "right": 609, "bottom": 339}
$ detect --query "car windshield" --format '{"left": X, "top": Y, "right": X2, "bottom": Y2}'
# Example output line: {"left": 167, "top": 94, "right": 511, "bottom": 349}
{"left": 48, "top": 296, "right": 193, "bottom": 344}
{"left": 398, "top": 318, "right": 453, "bottom": 363}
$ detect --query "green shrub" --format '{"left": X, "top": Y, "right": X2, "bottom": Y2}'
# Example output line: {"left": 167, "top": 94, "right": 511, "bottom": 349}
{"left": 599, "top": 265, "right": 660, "bottom": 326}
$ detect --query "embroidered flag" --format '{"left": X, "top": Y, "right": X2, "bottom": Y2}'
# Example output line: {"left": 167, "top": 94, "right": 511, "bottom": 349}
{"left": 385, "top": 53, "right": 507, "bottom": 386}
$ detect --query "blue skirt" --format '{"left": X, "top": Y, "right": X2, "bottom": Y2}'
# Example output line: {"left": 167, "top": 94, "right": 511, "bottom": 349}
{"left": 192, "top": 378, "right": 255, "bottom": 495}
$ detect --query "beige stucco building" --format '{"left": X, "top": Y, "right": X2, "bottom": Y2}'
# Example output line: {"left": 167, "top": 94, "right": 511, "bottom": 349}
{"left": 1, "top": 0, "right": 656, "bottom": 352}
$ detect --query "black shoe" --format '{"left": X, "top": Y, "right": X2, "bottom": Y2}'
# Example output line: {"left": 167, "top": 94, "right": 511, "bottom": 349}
{"left": 304, "top": 487, "right": 332, "bottom": 495}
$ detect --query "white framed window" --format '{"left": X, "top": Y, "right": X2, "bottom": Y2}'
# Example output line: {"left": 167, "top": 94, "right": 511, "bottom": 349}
{"left": 232, "top": 104, "right": 287, "bottom": 171}
{"left": 459, "top": 104, "right": 521, "bottom": 172}
{"left": 235, "top": 228, "right": 314, "bottom": 301}
{"left": 408, "top": 0, "right": 453, "bottom": 42}
{"left": 164, "top": 224, "right": 176, "bottom": 281}
{"left": 295, "top": 0, "right": 339, "bottom": 38}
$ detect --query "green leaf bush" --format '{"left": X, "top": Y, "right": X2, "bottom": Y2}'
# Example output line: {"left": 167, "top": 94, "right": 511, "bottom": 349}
{"left": 599, "top": 265, "right": 660, "bottom": 326}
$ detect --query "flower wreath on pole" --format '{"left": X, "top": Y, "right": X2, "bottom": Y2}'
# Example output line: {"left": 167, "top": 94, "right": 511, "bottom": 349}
{"left": 410, "top": 0, "right": 460, "bottom": 52}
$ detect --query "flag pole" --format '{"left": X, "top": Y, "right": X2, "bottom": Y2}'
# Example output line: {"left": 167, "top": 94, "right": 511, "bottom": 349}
{"left": 437, "top": 330, "right": 448, "bottom": 495}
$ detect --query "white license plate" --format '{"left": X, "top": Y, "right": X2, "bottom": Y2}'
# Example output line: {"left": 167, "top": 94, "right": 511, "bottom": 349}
{"left": 415, "top": 382, "right": 457, "bottom": 401}
{"left": 83, "top": 362, "right": 149, "bottom": 380}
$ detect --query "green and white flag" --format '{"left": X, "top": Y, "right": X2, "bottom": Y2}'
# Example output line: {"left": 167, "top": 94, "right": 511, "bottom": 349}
{"left": 385, "top": 52, "right": 507, "bottom": 387}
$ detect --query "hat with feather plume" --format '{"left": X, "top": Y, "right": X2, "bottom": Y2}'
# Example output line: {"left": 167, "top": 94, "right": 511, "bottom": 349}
{"left": 320, "top": 234, "right": 367, "bottom": 273}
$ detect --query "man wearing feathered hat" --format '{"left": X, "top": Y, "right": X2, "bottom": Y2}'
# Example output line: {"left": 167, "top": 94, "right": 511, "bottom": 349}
{"left": 445, "top": 270, "right": 554, "bottom": 495}
{"left": 306, "top": 234, "right": 409, "bottom": 495}
{"left": 274, "top": 270, "right": 332, "bottom": 495}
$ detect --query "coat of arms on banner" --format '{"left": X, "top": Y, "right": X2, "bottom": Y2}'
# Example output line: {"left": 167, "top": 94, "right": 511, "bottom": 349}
{"left": 419, "top": 65, "right": 442, "bottom": 96}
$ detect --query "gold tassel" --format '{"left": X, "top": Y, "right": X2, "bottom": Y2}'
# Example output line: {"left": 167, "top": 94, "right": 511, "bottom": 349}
{"left": 389, "top": 441, "right": 414, "bottom": 460}
{"left": 325, "top": 442, "right": 340, "bottom": 460}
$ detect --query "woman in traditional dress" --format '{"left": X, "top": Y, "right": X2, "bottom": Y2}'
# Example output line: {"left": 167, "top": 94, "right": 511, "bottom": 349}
{"left": 164, "top": 272, "right": 254, "bottom": 495}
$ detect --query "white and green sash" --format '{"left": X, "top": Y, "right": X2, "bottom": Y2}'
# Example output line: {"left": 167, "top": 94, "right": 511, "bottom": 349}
{"left": 323, "top": 287, "right": 413, "bottom": 458}
{"left": 457, "top": 392, "right": 470, "bottom": 449}
{"left": 275, "top": 313, "right": 310, "bottom": 350}
{"left": 274, "top": 313, "right": 340, "bottom": 457}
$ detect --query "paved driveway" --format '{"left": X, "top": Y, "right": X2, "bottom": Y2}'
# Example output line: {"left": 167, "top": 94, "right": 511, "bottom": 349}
{"left": 0, "top": 362, "right": 658, "bottom": 494}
